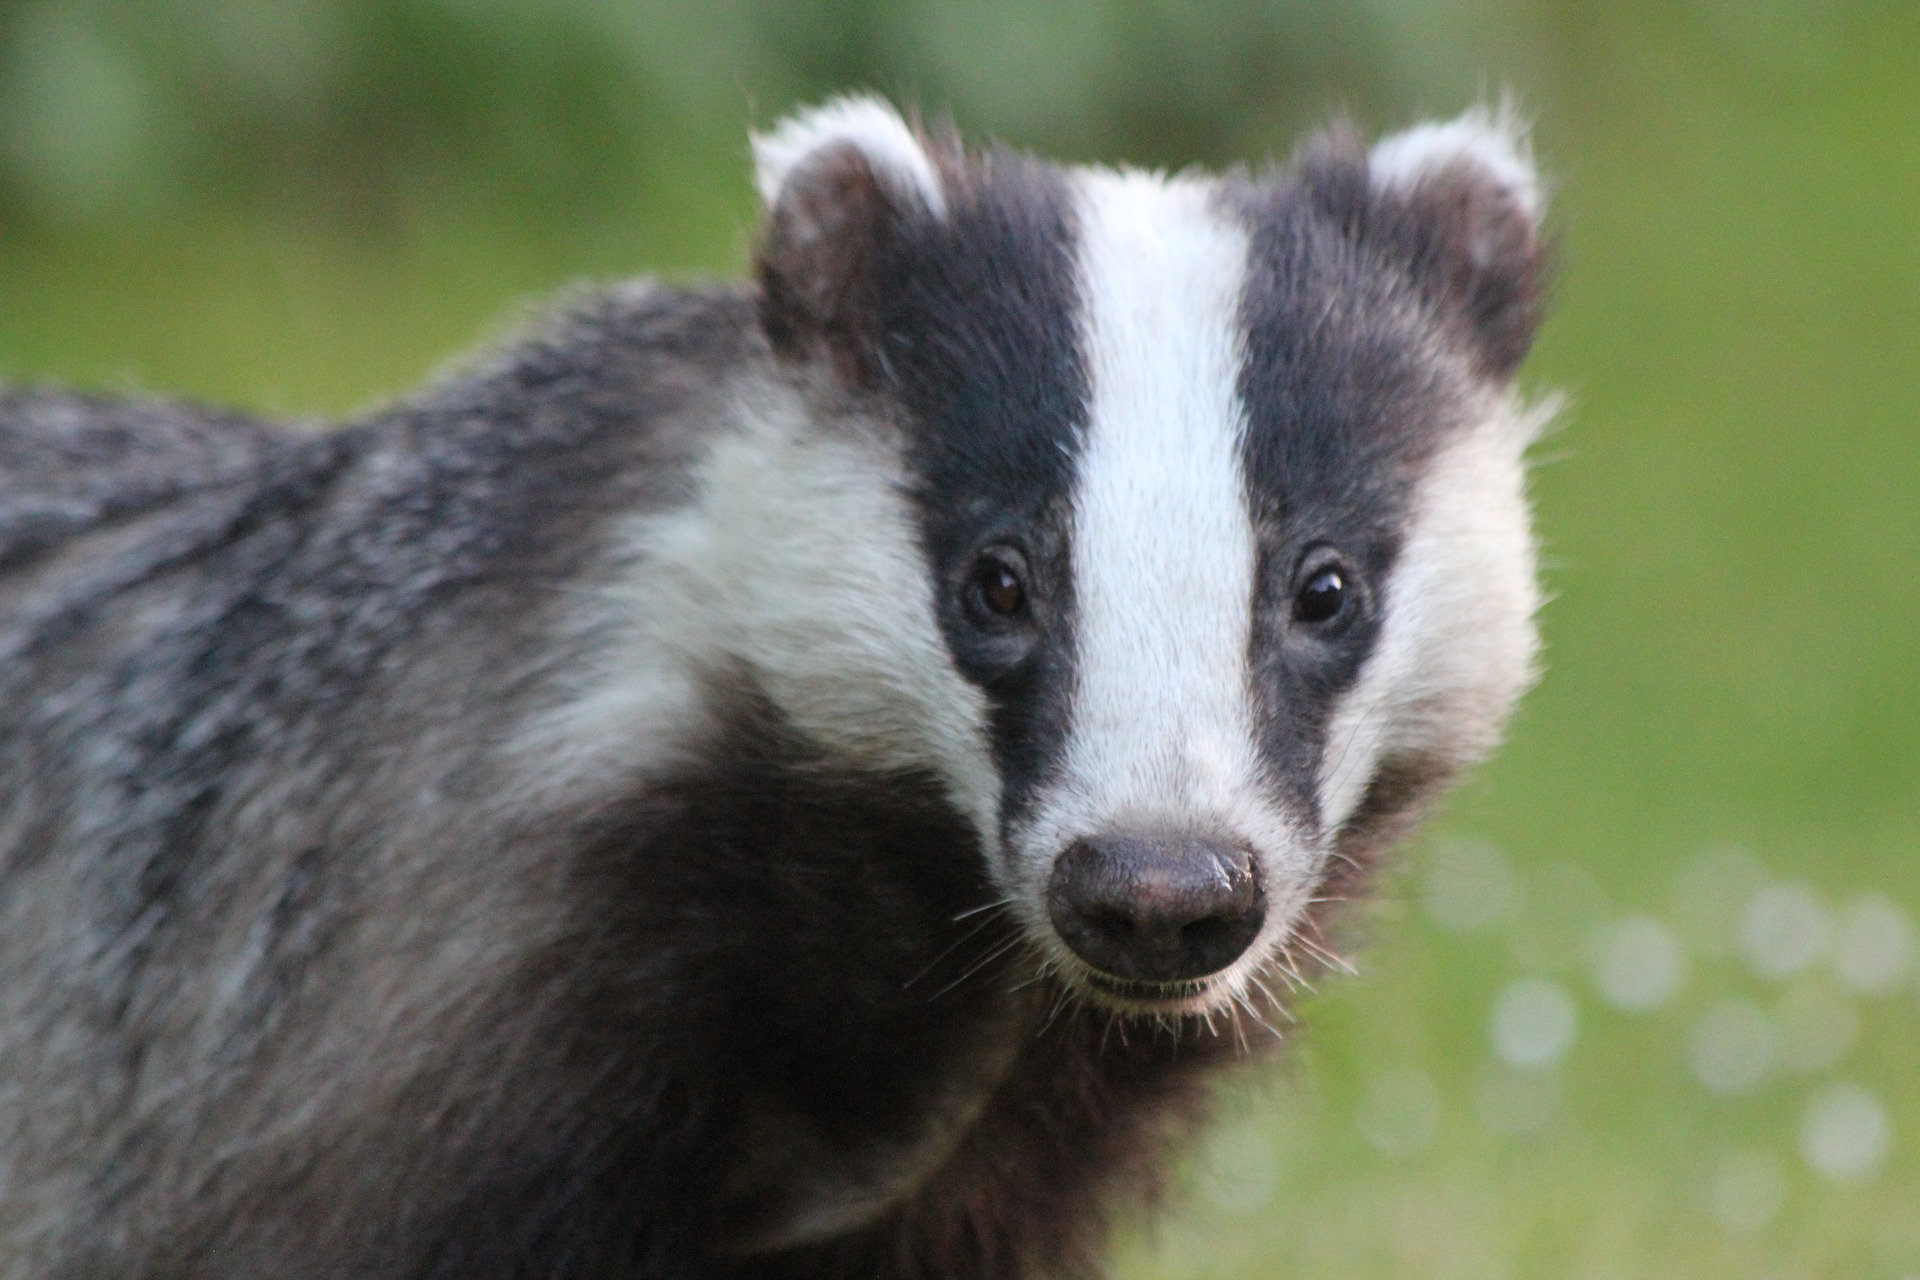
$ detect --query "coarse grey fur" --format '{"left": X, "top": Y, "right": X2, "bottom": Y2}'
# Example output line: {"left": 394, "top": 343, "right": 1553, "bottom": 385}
{"left": 0, "top": 97, "right": 1549, "bottom": 1279}
{"left": 0, "top": 286, "right": 751, "bottom": 1274}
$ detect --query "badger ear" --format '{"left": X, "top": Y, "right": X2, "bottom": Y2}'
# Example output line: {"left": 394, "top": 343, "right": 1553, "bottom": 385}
{"left": 753, "top": 96, "right": 947, "bottom": 386}
{"left": 1367, "top": 106, "right": 1549, "bottom": 380}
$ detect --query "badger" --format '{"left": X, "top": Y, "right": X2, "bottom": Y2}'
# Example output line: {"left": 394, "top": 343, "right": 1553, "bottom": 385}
{"left": 0, "top": 97, "right": 1547, "bottom": 1278}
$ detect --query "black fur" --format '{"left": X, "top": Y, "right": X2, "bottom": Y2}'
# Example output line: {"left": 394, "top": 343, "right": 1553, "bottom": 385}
{"left": 759, "top": 136, "right": 1090, "bottom": 843}
{"left": 1227, "top": 132, "right": 1544, "bottom": 837}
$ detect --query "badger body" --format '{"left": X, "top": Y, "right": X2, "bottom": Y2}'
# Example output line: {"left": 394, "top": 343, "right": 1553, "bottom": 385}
{"left": 0, "top": 100, "right": 1547, "bottom": 1278}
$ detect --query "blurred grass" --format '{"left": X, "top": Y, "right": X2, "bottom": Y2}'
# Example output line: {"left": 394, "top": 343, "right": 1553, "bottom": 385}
{"left": 1, "top": 2, "right": 1916, "bottom": 1277}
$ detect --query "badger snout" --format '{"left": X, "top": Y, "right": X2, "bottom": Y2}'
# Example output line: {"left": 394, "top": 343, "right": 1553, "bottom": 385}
{"left": 1045, "top": 836, "right": 1267, "bottom": 984}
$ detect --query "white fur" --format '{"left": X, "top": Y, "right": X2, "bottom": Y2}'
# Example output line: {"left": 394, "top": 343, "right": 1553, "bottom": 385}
{"left": 1369, "top": 104, "right": 1543, "bottom": 221}
{"left": 529, "top": 386, "right": 1000, "bottom": 848}
{"left": 753, "top": 95, "right": 947, "bottom": 219}
{"left": 1012, "top": 170, "right": 1318, "bottom": 993}
{"left": 1317, "top": 395, "right": 1549, "bottom": 831}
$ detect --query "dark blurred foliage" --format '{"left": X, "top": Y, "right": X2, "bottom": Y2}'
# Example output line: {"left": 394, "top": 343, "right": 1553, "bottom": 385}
{"left": 0, "top": 0, "right": 1557, "bottom": 231}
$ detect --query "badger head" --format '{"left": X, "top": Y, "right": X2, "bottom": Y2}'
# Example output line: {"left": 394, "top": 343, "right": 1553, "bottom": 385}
{"left": 735, "top": 97, "right": 1547, "bottom": 1020}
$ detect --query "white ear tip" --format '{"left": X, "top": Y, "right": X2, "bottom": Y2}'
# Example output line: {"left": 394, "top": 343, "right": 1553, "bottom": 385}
{"left": 752, "top": 94, "right": 947, "bottom": 217}
{"left": 1369, "top": 104, "right": 1542, "bottom": 220}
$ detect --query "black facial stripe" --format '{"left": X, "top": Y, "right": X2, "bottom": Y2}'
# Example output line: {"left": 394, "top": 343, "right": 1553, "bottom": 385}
{"left": 1227, "top": 148, "right": 1472, "bottom": 830}
{"left": 879, "top": 147, "right": 1089, "bottom": 838}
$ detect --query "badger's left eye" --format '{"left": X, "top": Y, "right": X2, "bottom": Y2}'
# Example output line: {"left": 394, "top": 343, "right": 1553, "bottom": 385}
{"left": 1293, "top": 565, "right": 1348, "bottom": 624}
{"left": 965, "top": 550, "right": 1029, "bottom": 623}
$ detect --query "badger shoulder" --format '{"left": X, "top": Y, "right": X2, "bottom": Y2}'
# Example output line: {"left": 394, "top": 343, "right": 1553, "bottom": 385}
{"left": 0, "top": 389, "right": 279, "bottom": 570}
{"left": 0, "top": 281, "right": 764, "bottom": 552}
{"left": 0, "top": 282, "right": 766, "bottom": 637}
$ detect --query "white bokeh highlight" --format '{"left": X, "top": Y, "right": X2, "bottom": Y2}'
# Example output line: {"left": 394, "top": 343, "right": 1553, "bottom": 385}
{"left": 1589, "top": 913, "right": 1687, "bottom": 1011}
{"left": 1800, "top": 1082, "right": 1891, "bottom": 1183}
{"left": 1830, "top": 893, "right": 1914, "bottom": 995}
{"left": 1195, "top": 1123, "right": 1279, "bottom": 1214}
{"left": 1491, "top": 978, "right": 1578, "bottom": 1068}
{"left": 1741, "top": 881, "right": 1832, "bottom": 980}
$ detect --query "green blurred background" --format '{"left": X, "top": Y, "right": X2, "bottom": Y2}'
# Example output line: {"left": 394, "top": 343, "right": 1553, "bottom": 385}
{"left": 1, "top": 2, "right": 1915, "bottom": 1276}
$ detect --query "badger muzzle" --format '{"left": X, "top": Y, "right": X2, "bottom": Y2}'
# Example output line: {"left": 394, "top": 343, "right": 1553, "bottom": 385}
{"left": 1044, "top": 836, "right": 1267, "bottom": 984}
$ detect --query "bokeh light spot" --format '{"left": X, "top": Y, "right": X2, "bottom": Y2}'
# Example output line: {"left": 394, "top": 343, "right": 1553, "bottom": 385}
{"left": 1589, "top": 913, "right": 1687, "bottom": 1011}
{"left": 1193, "top": 1122, "right": 1279, "bottom": 1215}
{"left": 1490, "top": 978, "right": 1577, "bottom": 1068}
{"left": 1829, "top": 893, "right": 1914, "bottom": 995}
{"left": 1741, "top": 882, "right": 1832, "bottom": 980}
{"left": 1800, "top": 1082, "right": 1891, "bottom": 1182}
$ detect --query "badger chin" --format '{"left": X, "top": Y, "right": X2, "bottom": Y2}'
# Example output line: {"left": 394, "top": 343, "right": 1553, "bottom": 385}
{"left": 1080, "top": 971, "right": 1227, "bottom": 1015}
{"left": 1045, "top": 951, "right": 1268, "bottom": 1022}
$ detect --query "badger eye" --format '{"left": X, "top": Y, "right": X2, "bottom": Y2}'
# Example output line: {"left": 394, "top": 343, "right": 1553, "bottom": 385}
{"left": 966, "top": 553, "right": 1028, "bottom": 622}
{"left": 1293, "top": 566, "right": 1348, "bottom": 624}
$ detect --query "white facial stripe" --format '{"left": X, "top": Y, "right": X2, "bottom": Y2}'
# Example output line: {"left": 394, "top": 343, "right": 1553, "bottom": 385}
{"left": 1318, "top": 397, "right": 1547, "bottom": 831}
{"left": 1030, "top": 171, "right": 1295, "bottom": 870}
{"left": 523, "top": 387, "right": 1000, "bottom": 847}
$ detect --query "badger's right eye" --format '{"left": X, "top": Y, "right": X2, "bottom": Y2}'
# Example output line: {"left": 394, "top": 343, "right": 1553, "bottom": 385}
{"left": 964, "top": 551, "right": 1029, "bottom": 624}
{"left": 1293, "top": 567, "right": 1346, "bottom": 623}
{"left": 1290, "top": 550, "right": 1361, "bottom": 629}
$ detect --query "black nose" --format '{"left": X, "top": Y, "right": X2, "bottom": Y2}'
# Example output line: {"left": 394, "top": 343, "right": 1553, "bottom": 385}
{"left": 1046, "top": 837, "right": 1266, "bottom": 983}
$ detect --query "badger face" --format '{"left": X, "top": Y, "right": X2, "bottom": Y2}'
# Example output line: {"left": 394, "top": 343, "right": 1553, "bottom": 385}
{"left": 747, "top": 99, "right": 1547, "bottom": 1018}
